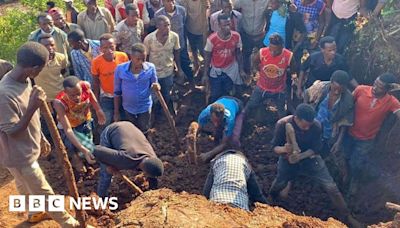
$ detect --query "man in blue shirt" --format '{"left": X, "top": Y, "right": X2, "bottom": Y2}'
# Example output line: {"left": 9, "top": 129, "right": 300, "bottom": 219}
{"left": 198, "top": 96, "right": 244, "bottom": 162}
{"left": 305, "top": 70, "right": 354, "bottom": 159}
{"left": 113, "top": 43, "right": 158, "bottom": 134}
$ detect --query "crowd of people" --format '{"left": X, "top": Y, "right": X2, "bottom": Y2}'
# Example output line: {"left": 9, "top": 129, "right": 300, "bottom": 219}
{"left": 0, "top": 0, "right": 399, "bottom": 227}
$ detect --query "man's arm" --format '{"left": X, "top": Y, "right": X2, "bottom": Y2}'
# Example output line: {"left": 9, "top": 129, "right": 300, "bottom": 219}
{"left": 53, "top": 101, "right": 92, "bottom": 157}
{"left": 251, "top": 50, "right": 261, "bottom": 75}
{"left": 113, "top": 68, "right": 122, "bottom": 122}
{"left": 331, "top": 126, "right": 347, "bottom": 154}
{"left": 113, "top": 95, "right": 122, "bottom": 122}
{"left": 203, "top": 168, "right": 214, "bottom": 198}
{"left": 289, "top": 54, "right": 297, "bottom": 75}
{"left": 297, "top": 56, "right": 311, "bottom": 98}
{"left": 202, "top": 50, "right": 212, "bottom": 85}
{"left": 359, "top": 0, "right": 369, "bottom": 17}
{"left": 236, "top": 47, "right": 244, "bottom": 74}
{"left": 372, "top": 1, "right": 387, "bottom": 17}
{"left": 349, "top": 78, "right": 359, "bottom": 89}
{"left": 71, "top": 52, "right": 82, "bottom": 80}
{"left": 105, "top": 8, "right": 116, "bottom": 32}
{"left": 1, "top": 86, "right": 45, "bottom": 136}
{"left": 200, "top": 136, "right": 228, "bottom": 162}
{"left": 315, "top": 9, "right": 326, "bottom": 48}
{"left": 395, "top": 109, "right": 400, "bottom": 119}
{"left": 92, "top": 76, "right": 101, "bottom": 101}
{"left": 88, "top": 88, "right": 106, "bottom": 125}
{"left": 173, "top": 49, "right": 183, "bottom": 73}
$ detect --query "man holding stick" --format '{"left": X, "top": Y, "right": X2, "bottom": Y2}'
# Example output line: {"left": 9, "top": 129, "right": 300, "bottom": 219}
{"left": 114, "top": 43, "right": 158, "bottom": 135}
{"left": 0, "top": 42, "right": 80, "bottom": 226}
{"left": 94, "top": 121, "right": 164, "bottom": 197}
{"left": 269, "top": 104, "right": 359, "bottom": 227}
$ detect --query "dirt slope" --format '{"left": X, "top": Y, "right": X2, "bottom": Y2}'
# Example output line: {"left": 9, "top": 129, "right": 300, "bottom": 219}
{"left": 115, "top": 188, "right": 346, "bottom": 228}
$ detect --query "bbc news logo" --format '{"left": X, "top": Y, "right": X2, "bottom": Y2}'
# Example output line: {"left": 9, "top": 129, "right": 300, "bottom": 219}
{"left": 9, "top": 195, "right": 118, "bottom": 212}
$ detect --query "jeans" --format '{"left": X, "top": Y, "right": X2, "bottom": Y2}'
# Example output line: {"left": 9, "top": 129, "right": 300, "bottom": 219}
{"left": 269, "top": 156, "right": 339, "bottom": 198}
{"left": 209, "top": 73, "right": 234, "bottom": 103}
{"left": 180, "top": 46, "right": 194, "bottom": 81}
{"left": 125, "top": 110, "right": 151, "bottom": 134}
{"left": 8, "top": 162, "right": 79, "bottom": 227}
{"left": 187, "top": 31, "right": 204, "bottom": 57}
{"left": 246, "top": 85, "right": 286, "bottom": 118}
{"left": 158, "top": 75, "right": 175, "bottom": 115}
{"left": 342, "top": 134, "right": 375, "bottom": 186}
{"left": 240, "top": 32, "right": 264, "bottom": 74}
{"left": 327, "top": 12, "right": 357, "bottom": 54}
{"left": 100, "top": 97, "right": 114, "bottom": 126}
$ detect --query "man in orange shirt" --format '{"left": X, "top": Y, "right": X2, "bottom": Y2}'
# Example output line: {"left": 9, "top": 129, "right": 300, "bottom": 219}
{"left": 344, "top": 73, "right": 400, "bottom": 196}
{"left": 92, "top": 33, "right": 129, "bottom": 126}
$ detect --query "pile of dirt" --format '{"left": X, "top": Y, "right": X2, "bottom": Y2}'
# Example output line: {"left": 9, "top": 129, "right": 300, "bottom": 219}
{"left": 115, "top": 188, "right": 345, "bottom": 228}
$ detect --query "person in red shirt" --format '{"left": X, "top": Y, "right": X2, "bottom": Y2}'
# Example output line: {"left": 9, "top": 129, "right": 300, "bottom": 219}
{"left": 54, "top": 76, "right": 106, "bottom": 173}
{"left": 202, "top": 14, "right": 246, "bottom": 103}
{"left": 244, "top": 33, "right": 295, "bottom": 119}
{"left": 92, "top": 33, "right": 129, "bottom": 126}
{"left": 343, "top": 73, "right": 400, "bottom": 196}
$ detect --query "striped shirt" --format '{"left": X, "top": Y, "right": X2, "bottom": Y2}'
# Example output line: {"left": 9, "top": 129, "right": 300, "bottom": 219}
{"left": 155, "top": 5, "right": 187, "bottom": 49}
{"left": 70, "top": 39, "right": 101, "bottom": 85}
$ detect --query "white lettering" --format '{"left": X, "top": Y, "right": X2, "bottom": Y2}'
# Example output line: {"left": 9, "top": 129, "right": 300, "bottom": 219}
{"left": 9, "top": 195, "right": 25, "bottom": 212}
{"left": 108, "top": 197, "right": 118, "bottom": 210}
{"left": 81, "top": 197, "right": 91, "bottom": 210}
{"left": 92, "top": 197, "right": 108, "bottom": 210}
{"left": 69, "top": 197, "right": 81, "bottom": 210}
{"left": 29, "top": 195, "right": 45, "bottom": 212}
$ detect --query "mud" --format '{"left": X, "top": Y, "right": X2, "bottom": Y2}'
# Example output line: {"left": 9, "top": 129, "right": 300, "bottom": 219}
{"left": 1, "top": 84, "right": 398, "bottom": 227}
{"left": 115, "top": 188, "right": 346, "bottom": 228}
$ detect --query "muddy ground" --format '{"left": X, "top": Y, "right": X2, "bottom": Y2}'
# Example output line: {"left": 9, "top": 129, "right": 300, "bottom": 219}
{"left": 115, "top": 188, "right": 346, "bottom": 228}
{"left": 0, "top": 82, "right": 398, "bottom": 227}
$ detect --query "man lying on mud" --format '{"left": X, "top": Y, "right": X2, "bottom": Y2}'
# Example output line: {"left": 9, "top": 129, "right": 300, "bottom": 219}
{"left": 203, "top": 149, "right": 268, "bottom": 211}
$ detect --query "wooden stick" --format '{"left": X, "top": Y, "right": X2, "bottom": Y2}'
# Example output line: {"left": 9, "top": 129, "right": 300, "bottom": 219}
{"left": 386, "top": 202, "right": 400, "bottom": 212}
{"left": 285, "top": 123, "right": 301, "bottom": 153}
{"left": 114, "top": 170, "right": 144, "bottom": 195}
{"left": 40, "top": 102, "right": 86, "bottom": 228}
{"left": 186, "top": 122, "right": 199, "bottom": 165}
{"left": 151, "top": 84, "right": 181, "bottom": 150}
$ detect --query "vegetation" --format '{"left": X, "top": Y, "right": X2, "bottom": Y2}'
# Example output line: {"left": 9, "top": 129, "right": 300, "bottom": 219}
{"left": 0, "top": 0, "right": 104, "bottom": 63}
{"left": 347, "top": 0, "right": 400, "bottom": 83}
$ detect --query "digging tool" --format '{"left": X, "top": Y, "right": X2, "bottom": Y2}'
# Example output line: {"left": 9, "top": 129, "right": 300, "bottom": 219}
{"left": 151, "top": 83, "right": 181, "bottom": 150}
{"left": 285, "top": 123, "right": 315, "bottom": 164}
{"left": 107, "top": 167, "right": 143, "bottom": 195}
{"left": 386, "top": 202, "right": 400, "bottom": 212}
{"left": 40, "top": 102, "right": 87, "bottom": 228}
{"left": 186, "top": 122, "right": 199, "bottom": 165}
{"left": 203, "top": 78, "right": 210, "bottom": 105}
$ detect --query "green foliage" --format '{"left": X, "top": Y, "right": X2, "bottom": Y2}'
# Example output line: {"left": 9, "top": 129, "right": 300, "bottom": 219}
{"left": 0, "top": 9, "right": 37, "bottom": 63}
{"left": 0, "top": 0, "right": 105, "bottom": 62}
{"left": 20, "top": 0, "right": 105, "bottom": 12}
